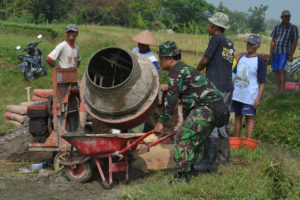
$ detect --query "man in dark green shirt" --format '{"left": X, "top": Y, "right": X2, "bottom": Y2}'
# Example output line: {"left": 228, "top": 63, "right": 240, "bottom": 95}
{"left": 154, "top": 41, "right": 229, "bottom": 183}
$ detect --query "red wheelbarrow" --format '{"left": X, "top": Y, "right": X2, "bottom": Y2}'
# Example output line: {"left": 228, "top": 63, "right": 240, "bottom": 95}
{"left": 61, "top": 130, "right": 175, "bottom": 187}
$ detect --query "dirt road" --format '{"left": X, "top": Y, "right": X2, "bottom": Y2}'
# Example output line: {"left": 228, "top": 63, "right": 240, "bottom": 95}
{"left": 0, "top": 127, "right": 121, "bottom": 200}
{"left": 0, "top": 163, "right": 120, "bottom": 200}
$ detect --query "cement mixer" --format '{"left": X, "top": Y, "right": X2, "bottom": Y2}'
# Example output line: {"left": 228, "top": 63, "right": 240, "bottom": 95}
{"left": 81, "top": 47, "right": 160, "bottom": 129}
{"left": 28, "top": 47, "right": 160, "bottom": 171}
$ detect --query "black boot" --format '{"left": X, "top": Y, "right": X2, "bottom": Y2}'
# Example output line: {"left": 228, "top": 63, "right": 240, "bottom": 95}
{"left": 194, "top": 137, "right": 218, "bottom": 173}
{"left": 217, "top": 136, "right": 230, "bottom": 166}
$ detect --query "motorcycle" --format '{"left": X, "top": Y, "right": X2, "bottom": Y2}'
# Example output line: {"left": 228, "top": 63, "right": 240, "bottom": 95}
{"left": 16, "top": 34, "right": 46, "bottom": 81}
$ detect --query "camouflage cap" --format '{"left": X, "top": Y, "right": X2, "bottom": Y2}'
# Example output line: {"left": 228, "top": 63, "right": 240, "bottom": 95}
{"left": 208, "top": 12, "right": 230, "bottom": 29}
{"left": 158, "top": 41, "right": 182, "bottom": 57}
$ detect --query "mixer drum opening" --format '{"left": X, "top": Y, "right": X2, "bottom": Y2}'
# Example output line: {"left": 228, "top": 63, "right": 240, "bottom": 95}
{"left": 87, "top": 48, "right": 133, "bottom": 88}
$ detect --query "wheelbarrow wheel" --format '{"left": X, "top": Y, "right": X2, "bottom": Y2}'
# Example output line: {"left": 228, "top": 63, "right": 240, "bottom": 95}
{"left": 65, "top": 160, "right": 92, "bottom": 183}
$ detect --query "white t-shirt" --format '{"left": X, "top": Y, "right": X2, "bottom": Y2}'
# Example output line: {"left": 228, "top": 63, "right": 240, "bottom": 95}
{"left": 232, "top": 55, "right": 259, "bottom": 105}
{"left": 47, "top": 41, "right": 81, "bottom": 68}
{"left": 132, "top": 47, "right": 159, "bottom": 70}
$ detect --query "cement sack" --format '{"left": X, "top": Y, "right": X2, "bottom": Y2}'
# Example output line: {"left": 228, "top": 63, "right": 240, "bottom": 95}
{"left": 5, "top": 120, "right": 23, "bottom": 127}
{"left": 6, "top": 105, "right": 27, "bottom": 115}
{"left": 5, "top": 112, "right": 26, "bottom": 124}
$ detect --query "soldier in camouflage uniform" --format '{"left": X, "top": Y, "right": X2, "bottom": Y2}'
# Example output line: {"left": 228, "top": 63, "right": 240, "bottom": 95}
{"left": 154, "top": 41, "right": 229, "bottom": 183}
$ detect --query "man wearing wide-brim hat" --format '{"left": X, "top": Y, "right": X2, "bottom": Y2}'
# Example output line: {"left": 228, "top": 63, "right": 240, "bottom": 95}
{"left": 126, "top": 30, "right": 160, "bottom": 134}
{"left": 196, "top": 12, "right": 234, "bottom": 173}
{"left": 131, "top": 30, "right": 159, "bottom": 70}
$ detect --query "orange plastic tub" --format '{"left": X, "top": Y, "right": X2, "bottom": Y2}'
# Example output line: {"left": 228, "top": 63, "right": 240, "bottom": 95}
{"left": 241, "top": 138, "right": 259, "bottom": 150}
{"left": 229, "top": 137, "right": 242, "bottom": 150}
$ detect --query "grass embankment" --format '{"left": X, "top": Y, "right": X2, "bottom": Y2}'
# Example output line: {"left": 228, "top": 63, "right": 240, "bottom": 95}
{"left": 116, "top": 146, "right": 299, "bottom": 200}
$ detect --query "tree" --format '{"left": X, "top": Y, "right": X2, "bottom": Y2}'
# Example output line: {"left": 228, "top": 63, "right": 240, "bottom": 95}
{"left": 149, "top": 0, "right": 162, "bottom": 29}
{"left": 265, "top": 18, "right": 281, "bottom": 31}
{"left": 248, "top": 4, "right": 268, "bottom": 33}
{"left": 215, "top": 2, "right": 248, "bottom": 34}
{"left": 161, "top": 0, "right": 214, "bottom": 33}
{"left": 0, "top": 0, "right": 30, "bottom": 20}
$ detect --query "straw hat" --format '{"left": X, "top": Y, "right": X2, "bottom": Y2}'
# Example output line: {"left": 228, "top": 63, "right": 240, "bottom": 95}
{"left": 131, "top": 30, "right": 157, "bottom": 46}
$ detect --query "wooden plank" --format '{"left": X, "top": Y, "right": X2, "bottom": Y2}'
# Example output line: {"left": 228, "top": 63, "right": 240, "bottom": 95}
{"left": 131, "top": 158, "right": 176, "bottom": 171}
{"left": 131, "top": 143, "right": 176, "bottom": 171}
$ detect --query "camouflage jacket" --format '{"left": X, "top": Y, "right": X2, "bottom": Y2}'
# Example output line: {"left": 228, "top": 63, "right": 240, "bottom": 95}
{"left": 159, "top": 62, "right": 223, "bottom": 123}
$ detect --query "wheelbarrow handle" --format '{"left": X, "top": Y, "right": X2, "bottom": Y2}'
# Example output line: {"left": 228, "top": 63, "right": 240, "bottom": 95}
{"left": 135, "top": 131, "right": 176, "bottom": 154}
{"left": 115, "top": 131, "right": 177, "bottom": 157}
{"left": 148, "top": 131, "right": 176, "bottom": 147}
{"left": 116, "top": 130, "right": 154, "bottom": 155}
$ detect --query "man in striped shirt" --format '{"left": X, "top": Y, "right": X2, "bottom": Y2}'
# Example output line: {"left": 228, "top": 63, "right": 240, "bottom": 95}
{"left": 270, "top": 10, "right": 298, "bottom": 92}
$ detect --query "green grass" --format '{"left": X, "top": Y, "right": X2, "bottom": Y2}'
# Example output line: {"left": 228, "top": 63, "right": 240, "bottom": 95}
{"left": 253, "top": 74, "right": 300, "bottom": 152}
{"left": 115, "top": 146, "right": 300, "bottom": 200}
{"left": 0, "top": 183, "right": 6, "bottom": 191}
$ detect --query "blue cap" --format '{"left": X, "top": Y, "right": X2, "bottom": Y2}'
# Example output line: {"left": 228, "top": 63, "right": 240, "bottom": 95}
{"left": 247, "top": 34, "right": 261, "bottom": 44}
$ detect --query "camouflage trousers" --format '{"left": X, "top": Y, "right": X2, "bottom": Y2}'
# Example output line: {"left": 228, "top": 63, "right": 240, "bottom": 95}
{"left": 174, "top": 106, "right": 215, "bottom": 173}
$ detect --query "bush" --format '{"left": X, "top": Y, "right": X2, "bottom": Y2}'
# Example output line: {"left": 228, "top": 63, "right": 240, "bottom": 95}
{"left": 38, "top": 13, "right": 46, "bottom": 24}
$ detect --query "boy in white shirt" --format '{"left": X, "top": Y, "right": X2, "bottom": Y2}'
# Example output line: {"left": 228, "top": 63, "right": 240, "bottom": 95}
{"left": 231, "top": 35, "right": 266, "bottom": 139}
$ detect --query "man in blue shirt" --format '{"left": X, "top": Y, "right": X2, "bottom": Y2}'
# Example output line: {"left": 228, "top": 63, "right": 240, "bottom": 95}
{"left": 270, "top": 10, "right": 298, "bottom": 92}
{"left": 129, "top": 30, "right": 159, "bottom": 133}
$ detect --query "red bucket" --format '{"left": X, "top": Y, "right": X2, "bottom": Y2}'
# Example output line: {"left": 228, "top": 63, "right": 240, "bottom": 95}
{"left": 241, "top": 138, "right": 259, "bottom": 150}
{"left": 285, "top": 82, "right": 300, "bottom": 92}
{"left": 229, "top": 137, "right": 242, "bottom": 150}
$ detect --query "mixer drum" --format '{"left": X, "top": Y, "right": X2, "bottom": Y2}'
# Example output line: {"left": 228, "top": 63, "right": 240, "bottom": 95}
{"left": 81, "top": 47, "right": 159, "bottom": 129}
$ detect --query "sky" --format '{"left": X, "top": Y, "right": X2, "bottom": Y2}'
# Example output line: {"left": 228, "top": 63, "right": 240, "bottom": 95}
{"left": 205, "top": 0, "right": 300, "bottom": 25}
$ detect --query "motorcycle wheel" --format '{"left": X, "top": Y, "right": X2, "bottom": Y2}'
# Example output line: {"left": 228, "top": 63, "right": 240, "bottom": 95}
{"left": 24, "top": 68, "right": 33, "bottom": 81}
{"left": 41, "top": 64, "right": 47, "bottom": 75}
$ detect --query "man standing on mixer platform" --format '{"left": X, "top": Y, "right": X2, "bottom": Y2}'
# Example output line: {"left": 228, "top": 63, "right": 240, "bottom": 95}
{"left": 46, "top": 24, "right": 86, "bottom": 129}
{"left": 154, "top": 41, "right": 229, "bottom": 183}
